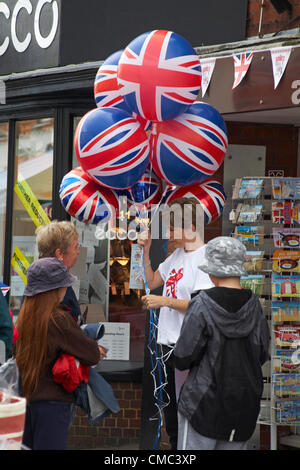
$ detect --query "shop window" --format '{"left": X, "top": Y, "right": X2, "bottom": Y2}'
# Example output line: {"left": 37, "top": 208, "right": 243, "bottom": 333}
{"left": 71, "top": 116, "right": 146, "bottom": 362}
{"left": 9, "top": 118, "right": 54, "bottom": 314}
{"left": 0, "top": 122, "right": 8, "bottom": 281}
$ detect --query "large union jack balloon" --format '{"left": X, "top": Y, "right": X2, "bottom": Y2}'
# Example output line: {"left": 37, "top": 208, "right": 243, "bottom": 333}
{"left": 59, "top": 167, "right": 119, "bottom": 224}
{"left": 117, "top": 30, "right": 202, "bottom": 122}
{"left": 150, "top": 102, "right": 228, "bottom": 186}
{"left": 94, "top": 50, "right": 151, "bottom": 132}
{"left": 118, "top": 169, "right": 163, "bottom": 212}
{"left": 163, "top": 178, "right": 226, "bottom": 224}
{"left": 74, "top": 107, "right": 150, "bottom": 190}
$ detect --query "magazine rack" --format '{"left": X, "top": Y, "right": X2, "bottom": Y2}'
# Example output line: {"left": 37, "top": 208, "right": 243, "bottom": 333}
{"left": 231, "top": 177, "right": 300, "bottom": 450}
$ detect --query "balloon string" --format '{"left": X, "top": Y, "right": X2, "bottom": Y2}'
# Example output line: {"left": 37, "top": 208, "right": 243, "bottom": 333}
{"left": 142, "top": 242, "right": 170, "bottom": 450}
{"left": 132, "top": 181, "right": 170, "bottom": 450}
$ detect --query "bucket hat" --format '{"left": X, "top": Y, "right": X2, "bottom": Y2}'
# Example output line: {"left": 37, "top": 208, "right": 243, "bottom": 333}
{"left": 24, "top": 257, "right": 77, "bottom": 296}
{"left": 198, "top": 236, "right": 247, "bottom": 277}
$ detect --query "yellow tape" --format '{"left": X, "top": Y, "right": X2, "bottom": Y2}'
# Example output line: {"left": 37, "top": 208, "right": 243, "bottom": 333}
{"left": 14, "top": 174, "right": 51, "bottom": 227}
{"left": 11, "top": 246, "right": 30, "bottom": 285}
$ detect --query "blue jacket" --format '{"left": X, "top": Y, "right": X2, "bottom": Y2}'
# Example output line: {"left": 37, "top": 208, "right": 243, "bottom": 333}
{"left": 74, "top": 323, "right": 120, "bottom": 424}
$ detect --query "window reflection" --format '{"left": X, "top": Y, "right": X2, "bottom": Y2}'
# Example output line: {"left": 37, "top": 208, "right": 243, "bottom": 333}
{"left": 10, "top": 118, "right": 54, "bottom": 314}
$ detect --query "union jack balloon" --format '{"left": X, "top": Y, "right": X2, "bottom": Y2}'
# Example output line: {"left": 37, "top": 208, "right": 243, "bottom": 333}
{"left": 74, "top": 107, "right": 150, "bottom": 190}
{"left": 94, "top": 50, "right": 151, "bottom": 131}
{"left": 118, "top": 169, "right": 163, "bottom": 212}
{"left": 150, "top": 102, "right": 228, "bottom": 186}
{"left": 59, "top": 167, "right": 119, "bottom": 224}
{"left": 162, "top": 178, "right": 227, "bottom": 224}
{"left": 117, "top": 30, "right": 202, "bottom": 122}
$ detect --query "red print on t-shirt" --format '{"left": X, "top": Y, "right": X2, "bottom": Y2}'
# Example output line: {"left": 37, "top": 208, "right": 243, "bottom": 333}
{"left": 166, "top": 268, "right": 184, "bottom": 298}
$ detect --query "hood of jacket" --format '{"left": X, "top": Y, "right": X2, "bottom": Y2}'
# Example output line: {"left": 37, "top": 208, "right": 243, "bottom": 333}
{"left": 200, "top": 290, "right": 262, "bottom": 339}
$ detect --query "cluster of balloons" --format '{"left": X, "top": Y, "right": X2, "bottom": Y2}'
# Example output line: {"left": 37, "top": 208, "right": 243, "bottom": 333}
{"left": 60, "top": 29, "right": 228, "bottom": 225}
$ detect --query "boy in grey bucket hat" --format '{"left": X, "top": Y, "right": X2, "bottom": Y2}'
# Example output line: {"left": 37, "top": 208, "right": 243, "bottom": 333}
{"left": 173, "top": 236, "right": 270, "bottom": 450}
{"left": 198, "top": 236, "right": 248, "bottom": 278}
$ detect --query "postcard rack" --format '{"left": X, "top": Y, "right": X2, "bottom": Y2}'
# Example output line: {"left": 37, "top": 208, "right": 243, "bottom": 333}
{"left": 231, "top": 176, "right": 300, "bottom": 450}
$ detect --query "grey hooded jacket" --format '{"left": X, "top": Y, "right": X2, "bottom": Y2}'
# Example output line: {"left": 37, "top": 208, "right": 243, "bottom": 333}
{"left": 174, "top": 289, "right": 270, "bottom": 442}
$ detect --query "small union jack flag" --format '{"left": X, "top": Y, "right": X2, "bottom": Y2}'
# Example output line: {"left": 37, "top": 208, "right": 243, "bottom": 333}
{"left": 150, "top": 102, "right": 228, "bottom": 187}
{"left": 163, "top": 178, "right": 226, "bottom": 224}
{"left": 117, "top": 30, "right": 201, "bottom": 122}
{"left": 232, "top": 52, "right": 253, "bottom": 89}
{"left": 59, "top": 167, "right": 119, "bottom": 224}
{"left": 0, "top": 282, "right": 10, "bottom": 297}
{"left": 74, "top": 107, "right": 150, "bottom": 189}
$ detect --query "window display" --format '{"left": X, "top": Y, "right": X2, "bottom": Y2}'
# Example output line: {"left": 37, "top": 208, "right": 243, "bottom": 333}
{"left": 71, "top": 117, "right": 146, "bottom": 362}
{"left": 9, "top": 118, "right": 54, "bottom": 314}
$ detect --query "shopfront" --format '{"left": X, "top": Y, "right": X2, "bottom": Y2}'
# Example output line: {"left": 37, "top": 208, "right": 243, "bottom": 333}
{"left": 0, "top": 0, "right": 252, "bottom": 450}
{"left": 5, "top": 0, "right": 298, "bottom": 451}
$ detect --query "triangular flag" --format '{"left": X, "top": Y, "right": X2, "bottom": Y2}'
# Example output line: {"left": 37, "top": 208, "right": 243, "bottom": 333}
{"left": 200, "top": 58, "right": 216, "bottom": 97}
{"left": 271, "top": 47, "right": 292, "bottom": 89}
{"left": 232, "top": 52, "right": 253, "bottom": 89}
{"left": 0, "top": 282, "right": 10, "bottom": 296}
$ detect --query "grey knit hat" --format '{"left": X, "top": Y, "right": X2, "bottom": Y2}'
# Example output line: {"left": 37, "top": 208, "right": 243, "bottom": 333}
{"left": 198, "top": 236, "right": 247, "bottom": 277}
{"left": 24, "top": 257, "right": 77, "bottom": 296}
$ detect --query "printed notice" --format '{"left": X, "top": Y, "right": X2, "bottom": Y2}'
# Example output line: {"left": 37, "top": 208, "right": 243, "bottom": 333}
{"left": 100, "top": 322, "right": 130, "bottom": 360}
{"left": 129, "top": 244, "right": 144, "bottom": 290}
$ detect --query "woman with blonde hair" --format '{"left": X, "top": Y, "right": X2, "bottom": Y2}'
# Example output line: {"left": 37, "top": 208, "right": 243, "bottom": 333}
{"left": 16, "top": 257, "right": 101, "bottom": 450}
{"left": 35, "top": 221, "right": 81, "bottom": 322}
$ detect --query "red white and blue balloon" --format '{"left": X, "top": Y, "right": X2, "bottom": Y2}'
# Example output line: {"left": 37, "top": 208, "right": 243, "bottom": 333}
{"left": 118, "top": 169, "right": 163, "bottom": 211}
{"left": 162, "top": 178, "right": 226, "bottom": 224}
{"left": 74, "top": 107, "right": 150, "bottom": 190}
{"left": 150, "top": 102, "right": 228, "bottom": 186}
{"left": 94, "top": 50, "right": 151, "bottom": 132}
{"left": 117, "top": 30, "right": 202, "bottom": 122}
{"left": 94, "top": 50, "right": 125, "bottom": 109}
{"left": 59, "top": 167, "right": 119, "bottom": 224}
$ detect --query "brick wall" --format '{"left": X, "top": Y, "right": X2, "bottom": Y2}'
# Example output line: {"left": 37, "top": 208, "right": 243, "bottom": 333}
{"left": 67, "top": 381, "right": 142, "bottom": 450}
{"left": 226, "top": 121, "right": 299, "bottom": 177}
{"left": 246, "top": 0, "right": 300, "bottom": 37}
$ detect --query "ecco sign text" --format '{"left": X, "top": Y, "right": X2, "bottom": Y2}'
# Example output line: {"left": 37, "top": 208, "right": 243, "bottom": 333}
{"left": 0, "top": 0, "right": 58, "bottom": 55}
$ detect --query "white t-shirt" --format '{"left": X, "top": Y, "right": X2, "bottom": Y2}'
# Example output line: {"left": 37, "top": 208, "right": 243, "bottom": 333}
{"left": 157, "top": 245, "right": 214, "bottom": 346}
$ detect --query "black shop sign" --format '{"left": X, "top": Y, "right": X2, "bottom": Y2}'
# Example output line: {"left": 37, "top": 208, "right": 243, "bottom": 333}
{"left": 0, "top": 0, "right": 249, "bottom": 77}
{"left": 0, "top": 0, "right": 60, "bottom": 75}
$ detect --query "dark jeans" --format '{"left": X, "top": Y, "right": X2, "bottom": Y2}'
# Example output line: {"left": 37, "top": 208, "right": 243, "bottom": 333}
{"left": 161, "top": 345, "right": 178, "bottom": 450}
{"left": 22, "top": 400, "right": 71, "bottom": 450}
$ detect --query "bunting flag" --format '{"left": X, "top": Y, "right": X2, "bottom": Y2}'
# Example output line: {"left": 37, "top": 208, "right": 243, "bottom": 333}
{"left": 271, "top": 47, "right": 292, "bottom": 89}
{"left": 0, "top": 282, "right": 9, "bottom": 296}
{"left": 232, "top": 52, "right": 253, "bottom": 89}
{"left": 200, "top": 58, "right": 216, "bottom": 97}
